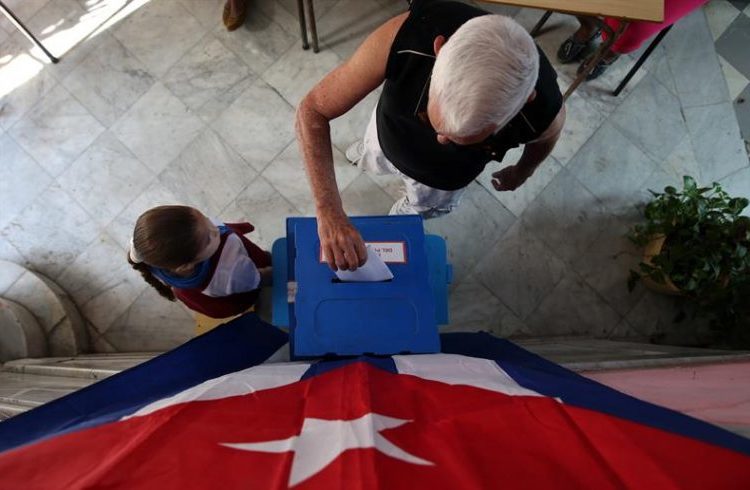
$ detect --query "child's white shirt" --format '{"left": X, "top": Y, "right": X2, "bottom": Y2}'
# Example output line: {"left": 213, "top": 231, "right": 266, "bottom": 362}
{"left": 202, "top": 232, "right": 261, "bottom": 298}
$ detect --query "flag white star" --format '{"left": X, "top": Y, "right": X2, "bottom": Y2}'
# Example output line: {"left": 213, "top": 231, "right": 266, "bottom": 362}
{"left": 221, "top": 412, "right": 433, "bottom": 486}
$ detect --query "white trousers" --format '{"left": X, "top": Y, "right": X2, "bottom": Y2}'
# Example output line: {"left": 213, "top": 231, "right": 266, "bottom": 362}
{"left": 357, "top": 109, "right": 465, "bottom": 219}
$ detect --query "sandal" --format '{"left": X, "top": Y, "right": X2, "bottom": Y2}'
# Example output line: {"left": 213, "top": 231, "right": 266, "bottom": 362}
{"left": 223, "top": 0, "right": 247, "bottom": 31}
{"left": 557, "top": 28, "right": 600, "bottom": 64}
{"left": 577, "top": 53, "right": 620, "bottom": 80}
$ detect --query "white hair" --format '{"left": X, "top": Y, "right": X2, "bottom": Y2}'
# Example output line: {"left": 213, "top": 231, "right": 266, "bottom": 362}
{"left": 429, "top": 15, "right": 539, "bottom": 138}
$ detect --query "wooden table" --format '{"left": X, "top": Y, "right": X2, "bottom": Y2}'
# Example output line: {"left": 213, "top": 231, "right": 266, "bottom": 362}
{"left": 481, "top": 0, "right": 665, "bottom": 99}
{"left": 482, "top": 0, "right": 664, "bottom": 22}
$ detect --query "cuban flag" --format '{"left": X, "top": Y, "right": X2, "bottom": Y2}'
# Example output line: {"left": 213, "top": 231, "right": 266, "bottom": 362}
{"left": 1, "top": 314, "right": 749, "bottom": 489}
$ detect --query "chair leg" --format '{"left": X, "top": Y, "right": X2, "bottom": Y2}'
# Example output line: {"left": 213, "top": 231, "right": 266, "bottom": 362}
{"left": 296, "top": 0, "right": 309, "bottom": 50}
{"left": 0, "top": 1, "right": 59, "bottom": 63}
{"left": 305, "top": 0, "right": 319, "bottom": 53}
{"left": 530, "top": 10, "right": 552, "bottom": 38}
{"left": 613, "top": 25, "right": 672, "bottom": 96}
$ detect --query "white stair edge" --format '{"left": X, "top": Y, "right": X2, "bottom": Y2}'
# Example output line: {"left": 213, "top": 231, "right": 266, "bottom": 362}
{"left": 0, "top": 395, "right": 41, "bottom": 409}
{"left": 29, "top": 353, "right": 161, "bottom": 360}
{"left": 1, "top": 364, "right": 119, "bottom": 380}
{"left": 0, "top": 401, "right": 29, "bottom": 421}
{"left": 566, "top": 353, "right": 750, "bottom": 372}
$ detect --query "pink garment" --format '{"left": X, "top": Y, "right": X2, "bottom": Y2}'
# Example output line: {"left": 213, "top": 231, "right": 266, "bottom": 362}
{"left": 603, "top": 0, "right": 708, "bottom": 54}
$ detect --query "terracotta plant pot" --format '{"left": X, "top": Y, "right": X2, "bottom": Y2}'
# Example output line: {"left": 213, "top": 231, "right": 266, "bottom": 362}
{"left": 641, "top": 235, "right": 682, "bottom": 296}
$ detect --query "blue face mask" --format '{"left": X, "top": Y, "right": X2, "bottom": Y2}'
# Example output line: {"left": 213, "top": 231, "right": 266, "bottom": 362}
{"left": 149, "top": 225, "right": 231, "bottom": 289}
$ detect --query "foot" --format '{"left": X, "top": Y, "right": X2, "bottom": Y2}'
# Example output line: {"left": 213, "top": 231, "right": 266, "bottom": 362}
{"left": 557, "top": 28, "right": 600, "bottom": 64}
{"left": 345, "top": 140, "right": 365, "bottom": 165}
{"left": 577, "top": 52, "right": 620, "bottom": 80}
{"left": 223, "top": 0, "right": 247, "bottom": 31}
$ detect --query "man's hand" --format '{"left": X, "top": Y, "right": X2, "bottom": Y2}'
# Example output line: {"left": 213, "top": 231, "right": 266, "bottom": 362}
{"left": 318, "top": 212, "right": 368, "bottom": 271}
{"left": 492, "top": 164, "right": 531, "bottom": 191}
{"left": 492, "top": 104, "right": 566, "bottom": 192}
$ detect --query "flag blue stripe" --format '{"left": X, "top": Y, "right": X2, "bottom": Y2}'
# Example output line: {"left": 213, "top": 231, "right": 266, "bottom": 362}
{"left": 0, "top": 314, "right": 287, "bottom": 454}
{"left": 301, "top": 357, "right": 397, "bottom": 380}
{"left": 439, "top": 332, "right": 750, "bottom": 456}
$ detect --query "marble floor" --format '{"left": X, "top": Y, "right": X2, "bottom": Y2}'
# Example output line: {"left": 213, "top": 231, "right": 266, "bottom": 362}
{"left": 707, "top": 0, "right": 750, "bottom": 142}
{"left": 1, "top": 0, "right": 748, "bottom": 352}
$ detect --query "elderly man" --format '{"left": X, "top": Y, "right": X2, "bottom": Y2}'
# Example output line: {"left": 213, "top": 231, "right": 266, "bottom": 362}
{"left": 296, "top": 0, "right": 565, "bottom": 271}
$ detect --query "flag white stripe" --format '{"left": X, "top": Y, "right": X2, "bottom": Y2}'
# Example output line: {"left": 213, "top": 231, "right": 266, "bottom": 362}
{"left": 124, "top": 362, "right": 311, "bottom": 419}
{"left": 125, "top": 353, "right": 546, "bottom": 421}
{"left": 393, "top": 354, "right": 545, "bottom": 398}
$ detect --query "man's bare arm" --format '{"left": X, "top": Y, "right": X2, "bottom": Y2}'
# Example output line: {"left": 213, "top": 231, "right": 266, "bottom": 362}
{"left": 492, "top": 104, "right": 566, "bottom": 191}
{"left": 296, "top": 13, "right": 408, "bottom": 271}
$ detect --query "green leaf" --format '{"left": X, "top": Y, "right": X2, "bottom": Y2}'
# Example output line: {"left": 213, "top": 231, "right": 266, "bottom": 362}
{"left": 627, "top": 175, "right": 750, "bottom": 335}
{"left": 683, "top": 175, "right": 697, "bottom": 191}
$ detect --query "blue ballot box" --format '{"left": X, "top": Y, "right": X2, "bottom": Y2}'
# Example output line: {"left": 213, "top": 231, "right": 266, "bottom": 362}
{"left": 272, "top": 216, "right": 451, "bottom": 358}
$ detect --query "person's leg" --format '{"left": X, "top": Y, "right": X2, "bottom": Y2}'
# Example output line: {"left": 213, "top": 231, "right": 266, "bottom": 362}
{"left": 355, "top": 108, "right": 400, "bottom": 176}
{"left": 573, "top": 16, "right": 599, "bottom": 42}
{"left": 580, "top": 0, "right": 707, "bottom": 80}
{"left": 356, "top": 108, "right": 465, "bottom": 219}
{"left": 605, "top": 0, "right": 708, "bottom": 55}
{"left": 390, "top": 178, "right": 465, "bottom": 219}
{"left": 557, "top": 15, "right": 601, "bottom": 63}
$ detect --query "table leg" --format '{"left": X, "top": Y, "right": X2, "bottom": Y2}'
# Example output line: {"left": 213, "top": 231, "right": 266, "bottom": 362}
{"left": 613, "top": 25, "right": 672, "bottom": 96}
{"left": 297, "top": 0, "right": 310, "bottom": 50}
{"left": 0, "top": 1, "right": 59, "bottom": 63}
{"left": 305, "top": 0, "right": 319, "bottom": 53}
{"left": 563, "top": 20, "right": 628, "bottom": 100}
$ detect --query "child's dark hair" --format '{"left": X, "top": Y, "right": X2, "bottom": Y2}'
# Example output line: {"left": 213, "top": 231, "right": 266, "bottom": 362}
{"left": 128, "top": 205, "right": 206, "bottom": 301}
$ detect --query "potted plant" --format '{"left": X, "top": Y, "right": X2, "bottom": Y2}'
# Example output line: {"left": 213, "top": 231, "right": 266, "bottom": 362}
{"left": 627, "top": 176, "right": 750, "bottom": 346}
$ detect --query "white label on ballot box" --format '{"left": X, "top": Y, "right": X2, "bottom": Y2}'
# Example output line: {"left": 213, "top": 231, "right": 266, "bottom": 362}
{"left": 321, "top": 242, "right": 407, "bottom": 264}
{"left": 368, "top": 242, "right": 407, "bottom": 263}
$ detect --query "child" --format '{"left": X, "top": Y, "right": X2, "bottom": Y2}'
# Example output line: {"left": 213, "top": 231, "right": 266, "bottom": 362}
{"left": 557, "top": 0, "right": 708, "bottom": 80}
{"left": 128, "top": 205, "right": 272, "bottom": 319}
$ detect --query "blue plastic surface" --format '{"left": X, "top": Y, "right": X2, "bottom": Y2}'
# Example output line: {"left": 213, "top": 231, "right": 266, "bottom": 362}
{"left": 292, "top": 216, "right": 438, "bottom": 357}
{"left": 425, "top": 234, "right": 450, "bottom": 324}
{"left": 273, "top": 216, "right": 455, "bottom": 358}
{"left": 272, "top": 233, "right": 451, "bottom": 329}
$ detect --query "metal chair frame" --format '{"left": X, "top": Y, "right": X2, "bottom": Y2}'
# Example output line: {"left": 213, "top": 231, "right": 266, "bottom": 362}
{"left": 0, "top": 1, "right": 58, "bottom": 63}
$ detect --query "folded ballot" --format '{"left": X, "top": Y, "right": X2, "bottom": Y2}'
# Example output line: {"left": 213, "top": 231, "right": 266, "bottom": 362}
{"left": 335, "top": 245, "right": 394, "bottom": 282}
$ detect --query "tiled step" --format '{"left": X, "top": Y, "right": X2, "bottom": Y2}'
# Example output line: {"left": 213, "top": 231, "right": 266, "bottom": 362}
{"left": 0, "top": 260, "right": 88, "bottom": 357}
{"left": 2, "top": 354, "right": 157, "bottom": 380}
{"left": 0, "top": 298, "right": 47, "bottom": 361}
{"left": 0, "top": 353, "right": 155, "bottom": 421}
{"left": 518, "top": 337, "right": 750, "bottom": 372}
{"left": 0, "top": 369, "right": 97, "bottom": 421}
{"left": 0, "top": 402, "right": 27, "bottom": 421}
{"left": 0, "top": 395, "right": 39, "bottom": 409}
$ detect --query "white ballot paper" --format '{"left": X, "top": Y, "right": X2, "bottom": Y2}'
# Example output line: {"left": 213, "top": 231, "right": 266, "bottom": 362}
{"left": 335, "top": 245, "right": 394, "bottom": 282}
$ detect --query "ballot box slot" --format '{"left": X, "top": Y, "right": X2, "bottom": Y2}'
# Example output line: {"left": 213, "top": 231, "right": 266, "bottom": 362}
{"left": 330, "top": 278, "right": 393, "bottom": 284}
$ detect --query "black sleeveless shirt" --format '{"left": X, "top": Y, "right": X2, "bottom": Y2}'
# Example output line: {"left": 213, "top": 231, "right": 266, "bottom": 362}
{"left": 376, "top": 0, "right": 563, "bottom": 191}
